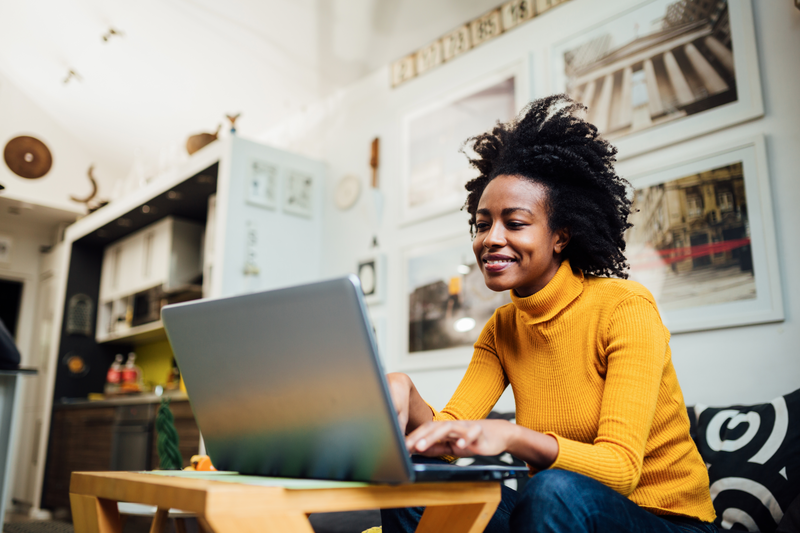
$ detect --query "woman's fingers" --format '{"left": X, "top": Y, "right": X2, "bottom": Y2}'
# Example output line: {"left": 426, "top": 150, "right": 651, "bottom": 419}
{"left": 407, "top": 421, "right": 483, "bottom": 453}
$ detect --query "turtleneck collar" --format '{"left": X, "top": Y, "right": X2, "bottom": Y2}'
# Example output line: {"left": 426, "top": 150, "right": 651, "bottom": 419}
{"left": 510, "top": 259, "right": 584, "bottom": 324}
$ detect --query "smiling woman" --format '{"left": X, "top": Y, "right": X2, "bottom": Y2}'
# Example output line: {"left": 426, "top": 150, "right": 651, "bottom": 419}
{"left": 384, "top": 95, "right": 718, "bottom": 533}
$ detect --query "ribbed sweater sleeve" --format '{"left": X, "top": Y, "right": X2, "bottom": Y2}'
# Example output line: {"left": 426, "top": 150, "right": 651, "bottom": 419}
{"left": 433, "top": 315, "right": 508, "bottom": 422}
{"left": 548, "top": 295, "right": 666, "bottom": 496}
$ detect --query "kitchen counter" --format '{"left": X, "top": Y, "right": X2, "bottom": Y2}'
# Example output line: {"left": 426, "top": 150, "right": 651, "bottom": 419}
{"left": 54, "top": 390, "right": 189, "bottom": 409}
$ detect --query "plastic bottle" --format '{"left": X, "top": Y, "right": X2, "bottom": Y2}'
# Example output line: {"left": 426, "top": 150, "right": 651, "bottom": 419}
{"left": 104, "top": 354, "right": 124, "bottom": 395}
{"left": 121, "top": 352, "right": 143, "bottom": 392}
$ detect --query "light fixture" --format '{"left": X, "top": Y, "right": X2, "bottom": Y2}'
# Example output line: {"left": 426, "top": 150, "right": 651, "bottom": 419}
{"left": 167, "top": 190, "right": 183, "bottom": 200}
{"left": 457, "top": 264, "right": 471, "bottom": 274}
{"left": 117, "top": 218, "right": 132, "bottom": 227}
{"left": 454, "top": 317, "right": 476, "bottom": 333}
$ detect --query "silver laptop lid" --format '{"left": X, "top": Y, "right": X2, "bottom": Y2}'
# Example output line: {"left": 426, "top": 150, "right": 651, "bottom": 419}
{"left": 161, "top": 276, "right": 412, "bottom": 483}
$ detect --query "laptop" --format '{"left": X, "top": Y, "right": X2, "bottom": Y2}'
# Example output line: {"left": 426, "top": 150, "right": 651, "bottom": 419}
{"left": 161, "top": 275, "right": 528, "bottom": 483}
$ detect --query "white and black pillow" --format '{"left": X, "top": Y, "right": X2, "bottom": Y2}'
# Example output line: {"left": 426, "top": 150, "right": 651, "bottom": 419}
{"left": 694, "top": 388, "right": 800, "bottom": 532}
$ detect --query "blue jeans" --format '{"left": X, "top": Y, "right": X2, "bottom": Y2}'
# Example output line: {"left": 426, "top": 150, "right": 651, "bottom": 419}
{"left": 381, "top": 465, "right": 717, "bottom": 533}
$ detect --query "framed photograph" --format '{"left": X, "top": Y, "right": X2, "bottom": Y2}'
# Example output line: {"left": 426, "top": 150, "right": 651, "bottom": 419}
{"left": 356, "top": 254, "right": 385, "bottom": 305}
{"left": 283, "top": 170, "right": 314, "bottom": 218}
{"left": 246, "top": 160, "right": 278, "bottom": 209}
{"left": 400, "top": 233, "right": 512, "bottom": 371}
{"left": 550, "top": 0, "right": 763, "bottom": 159}
{"left": 400, "top": 63, "right": 525, "bottom": 225}
{"left": 621, "top": 135, "right": 782, "bottom": 333}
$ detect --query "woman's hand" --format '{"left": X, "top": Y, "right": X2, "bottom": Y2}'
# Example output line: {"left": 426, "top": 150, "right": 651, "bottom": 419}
{"left": 386, "top": 372, "right": 433, "bottom": 435}
{"left": 405, "top": 419, "right": 560, "bottom": 469}
{"left": 405, "top": 419, "right": 515, "bottom": 458}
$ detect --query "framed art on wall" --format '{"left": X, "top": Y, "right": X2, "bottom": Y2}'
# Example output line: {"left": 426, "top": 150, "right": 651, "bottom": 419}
{"left": 620, "top": 135, "right": 782, "bottom": 333}
{"left": 400, "top": 62, "right": 526, "bottom": 225}
{"left": 400, "top": 233, "right": 512, "bottom": 371}
{"left": 550, "top": 0, "right": 763, "bottom": 159}
{"left": 356, "top": 253, "right": 385, "bottom": 305}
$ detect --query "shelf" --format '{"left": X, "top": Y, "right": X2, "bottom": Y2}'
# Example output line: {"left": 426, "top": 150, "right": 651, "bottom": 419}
{"left": 97, "top": 320, "right": 166, "bottom": 345}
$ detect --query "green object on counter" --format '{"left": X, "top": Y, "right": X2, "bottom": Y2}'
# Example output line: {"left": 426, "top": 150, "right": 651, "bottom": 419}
{"left": 156, "top": 398, "right": 182, "bottom": 470}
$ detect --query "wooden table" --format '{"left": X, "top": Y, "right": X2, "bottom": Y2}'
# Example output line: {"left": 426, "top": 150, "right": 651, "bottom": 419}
{"left": 69, "top": 471, "right": 501, "bottom": 533}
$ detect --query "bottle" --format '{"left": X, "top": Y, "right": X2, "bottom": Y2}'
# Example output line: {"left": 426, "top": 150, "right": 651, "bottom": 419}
{"left": 121, "top": 352, "right": 143, "bottom": 393}
{"left": 105, "top": 354, "right": 124, "bottom": 395}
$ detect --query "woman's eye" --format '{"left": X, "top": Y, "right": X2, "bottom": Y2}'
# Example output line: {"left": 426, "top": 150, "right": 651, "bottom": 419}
{"left": 507, "top": 222, "right": 524, "bottom": 229}
{"left": 475, "top": 222, "right": 490, "bottom": 231}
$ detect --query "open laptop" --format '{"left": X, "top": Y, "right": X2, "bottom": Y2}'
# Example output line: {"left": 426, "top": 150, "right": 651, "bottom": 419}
{"left": 161, "top": 275, "right": 528, "bottom": 483}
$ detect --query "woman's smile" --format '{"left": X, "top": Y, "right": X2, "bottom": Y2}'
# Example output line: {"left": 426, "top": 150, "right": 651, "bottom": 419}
{"left": 482, "top": 253, "right": 517, "bottom": 272}
{"left": 473, "top": 175, "right": 570, "bottom": 297}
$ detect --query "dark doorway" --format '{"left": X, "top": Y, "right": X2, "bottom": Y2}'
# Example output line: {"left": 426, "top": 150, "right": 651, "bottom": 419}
{"left": 0, "top": 278, "right": 23, "bottom": 339}
{"left": 690, "top": 233, "right": 712, "bottom": 268}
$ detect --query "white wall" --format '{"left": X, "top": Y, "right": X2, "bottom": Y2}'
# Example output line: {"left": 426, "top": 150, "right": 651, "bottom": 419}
{"left": 0, "top": 72, "right": 112, "bottom": 213}
{"left": 261, "top": 0, "right": 800, "bottom": 409}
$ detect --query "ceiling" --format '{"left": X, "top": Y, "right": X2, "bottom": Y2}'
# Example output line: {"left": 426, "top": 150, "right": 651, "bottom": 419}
{"left": 0, "top": 0, "right": 499, "bottom": 181}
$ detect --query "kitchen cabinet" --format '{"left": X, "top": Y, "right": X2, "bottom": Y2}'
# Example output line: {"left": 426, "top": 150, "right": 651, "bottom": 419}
{"left": 96, "top": 216, "right": 203, "bottom": 343}
{"left": 42, "top": 399, "right": 199, "bottom": 515}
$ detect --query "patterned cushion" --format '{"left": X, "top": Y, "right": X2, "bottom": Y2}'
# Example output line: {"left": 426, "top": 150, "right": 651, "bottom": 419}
{"left": 694, "top": 389, "right": 800, "bottom": 532}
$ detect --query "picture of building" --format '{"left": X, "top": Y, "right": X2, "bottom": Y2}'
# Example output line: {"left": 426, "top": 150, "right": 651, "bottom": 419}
{"left": 407, "top": 241, "right": 510, "bottom": 353}
{"left": 626, "top": 161, "right": 755, "bottom": 311}
{"left": 562, "top": 0, "right": 735, "bottom": 139}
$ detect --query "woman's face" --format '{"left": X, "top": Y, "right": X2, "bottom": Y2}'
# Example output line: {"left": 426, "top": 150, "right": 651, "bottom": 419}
{"left": 472, "top": 175, "right": 569, "bottom": 297}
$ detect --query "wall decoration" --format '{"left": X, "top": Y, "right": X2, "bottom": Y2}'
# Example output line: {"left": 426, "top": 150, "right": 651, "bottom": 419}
{"left": 401, "top": 233, "right": 511, "bottom": 371}
{"left": 334, "top": 174, "right": 361, "bottom": 211}
{"left": 550, "top": 0, "right": 763, "bottom": 159}
{"left": 283, "top": 170, "right": 314, "bottom": 218}
{"left": 226, "top": 113, "right": 241, "bottom": 134}
{"left": 246, "top": 160, "right": 278, "bottom": 210}
{"left": 401, "top": 68, "right": 520, "bottom": 224}
{"left": 70, "top": 165, "right": 108, "bottom": 213}
{"left": 185, "top": 125, "right": 220, "bottom": 155}
{"left": 66, "top": 294, "right": 93, "bottom": 337}
{"left": 357, "top": 254, "right": 385, "bottom": 305}
{"left": 0, "top": 235, "right": 11, "bottom": 264}
{"left": 391, "top": 0, "right": 562, "bottom": 88}
{"left": 621, "top": 135, "right": 782, "bottom": 333}
{"left": 3, "top": 136, "right": 52, "bottom": 179}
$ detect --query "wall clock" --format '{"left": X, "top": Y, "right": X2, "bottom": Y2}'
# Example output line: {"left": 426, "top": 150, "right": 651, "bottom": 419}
{"left": 334, "top": 174, "right": 361, "bottom": 211}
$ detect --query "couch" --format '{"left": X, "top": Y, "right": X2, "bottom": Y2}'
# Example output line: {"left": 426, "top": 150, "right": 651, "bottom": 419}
{"left": 308, "top": 388, "right": 800, "bottom": 533}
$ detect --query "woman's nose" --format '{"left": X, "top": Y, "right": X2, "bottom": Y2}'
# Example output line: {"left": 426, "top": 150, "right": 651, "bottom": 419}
{"left": 483, "top": 225, "right": 506, "bottom": 248}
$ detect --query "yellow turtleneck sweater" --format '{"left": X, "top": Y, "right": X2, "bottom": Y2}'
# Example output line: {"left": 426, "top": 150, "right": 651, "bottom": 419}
{"left": 431, "top": 260, "right": 716, "bottom": 522}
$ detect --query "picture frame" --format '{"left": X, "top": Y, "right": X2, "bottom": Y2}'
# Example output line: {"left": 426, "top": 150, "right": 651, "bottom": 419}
{"left": 399, "top": 233, "right": 512, "bottom": 371}
{"left": 356, "top": 253, "right": 386, "bottom": 306}
{"left": 245, "top": 160, "right": 278, "bottom": 210}
{"left": 549, "top": 0, "right": 763, "bottom": 160}
{"left": 283, "top": 170, "right": 314, "bottom": 218}
{"left": 618, "top": 134, "right": 782, "bottom": 333}
{"left": 400, "top": 62, "right": 527, "bottom": 225}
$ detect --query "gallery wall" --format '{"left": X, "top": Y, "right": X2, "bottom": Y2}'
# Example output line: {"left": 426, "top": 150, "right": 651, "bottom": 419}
{"left": 265, "top": 0, "right": 798, "bottom": 410}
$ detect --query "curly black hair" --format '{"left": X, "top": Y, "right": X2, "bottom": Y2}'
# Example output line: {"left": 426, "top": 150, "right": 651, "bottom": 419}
{"left": 463, "top": 94, "right": 632, "bottom": 279}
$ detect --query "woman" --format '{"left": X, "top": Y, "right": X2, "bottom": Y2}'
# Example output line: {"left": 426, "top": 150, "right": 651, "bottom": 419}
{"left": 384, "top": 95, "right": 717, "bottom": 533}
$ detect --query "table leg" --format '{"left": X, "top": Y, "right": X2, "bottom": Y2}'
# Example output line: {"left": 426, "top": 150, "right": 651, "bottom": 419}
{"left": 416, "top": 501, "right": 498, "bottom": 533}
{"left": 70, "top": 494, "right": 122, "bottom": 533}
{"left": 149, "top": 508, "right": 169, "bottom": 533}
{"left": 202, "top": 510, "right": 315, "bottom": 533}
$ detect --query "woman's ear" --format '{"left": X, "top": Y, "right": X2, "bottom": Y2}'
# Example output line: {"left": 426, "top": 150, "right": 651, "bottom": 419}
{"left": 554, "top": 228, "right": 570, "bottom": 254}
